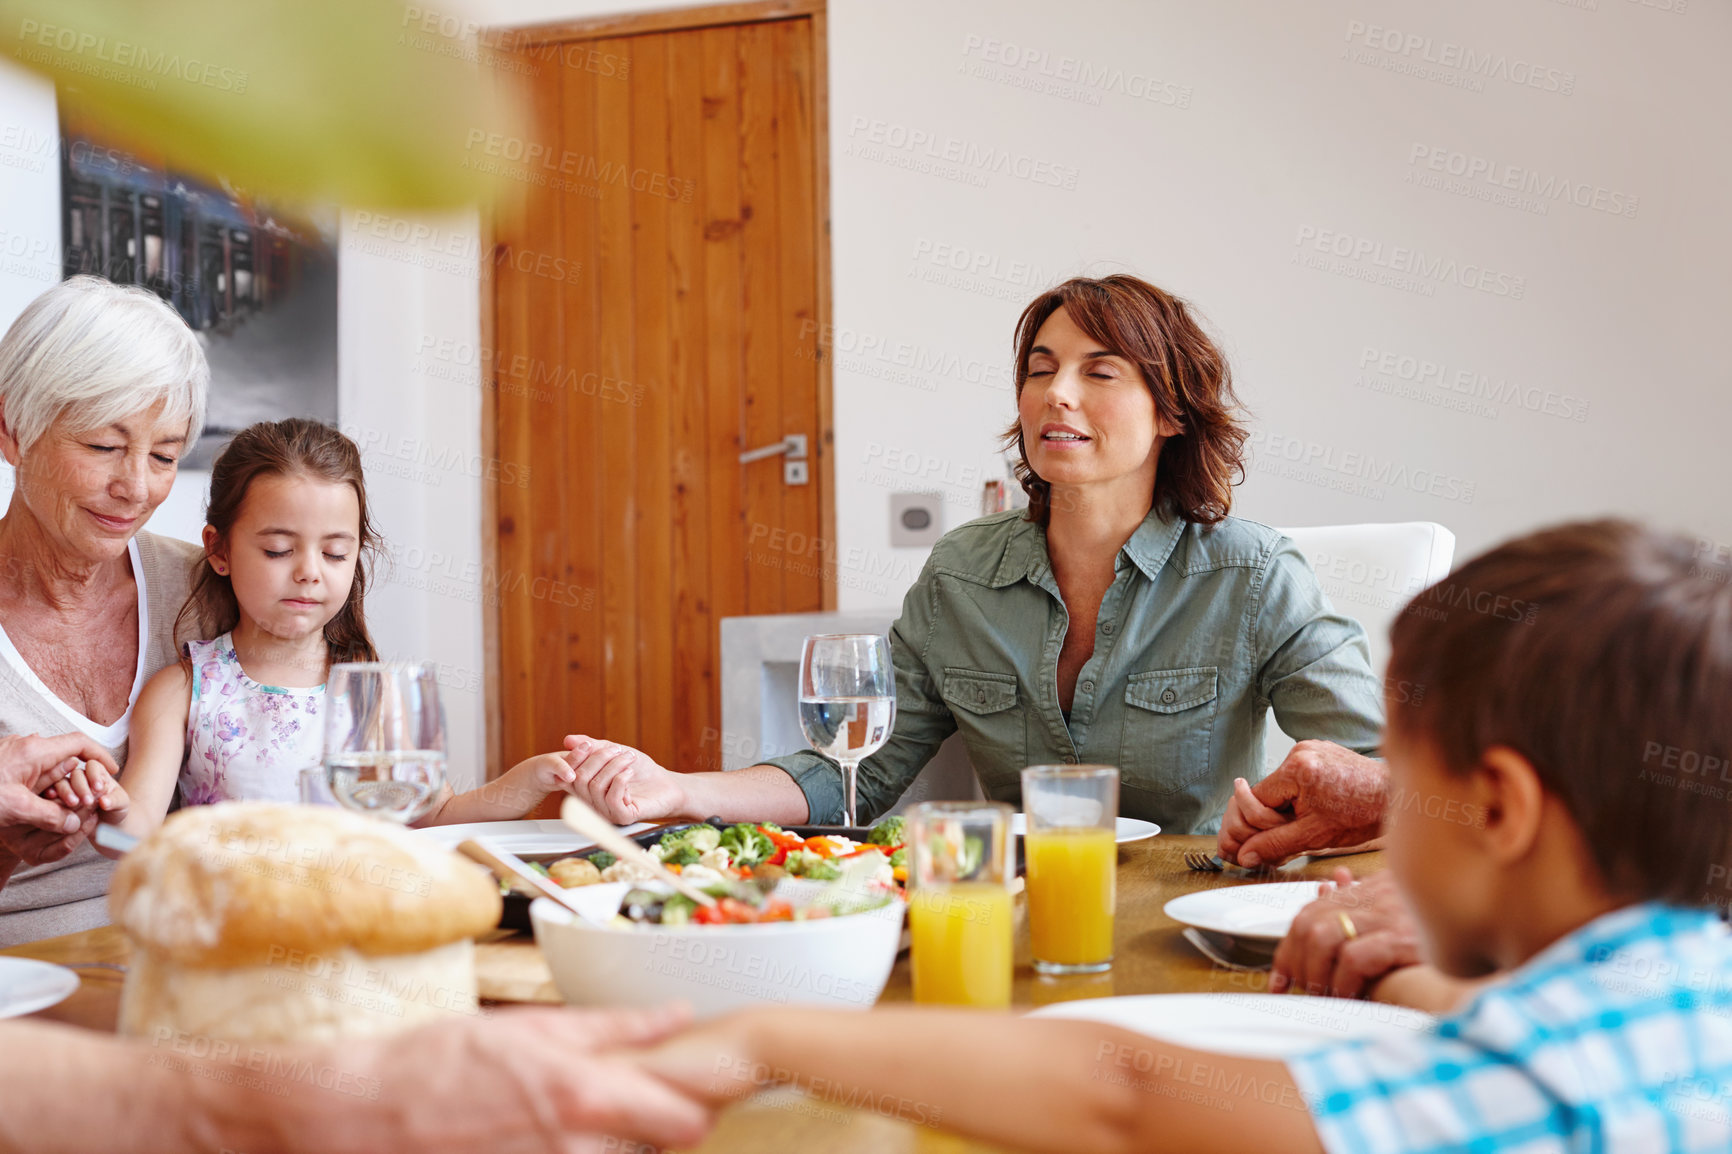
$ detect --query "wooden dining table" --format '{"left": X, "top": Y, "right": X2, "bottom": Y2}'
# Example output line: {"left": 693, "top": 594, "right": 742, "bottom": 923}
{"left": 3, "top": 833, "right": 1383, "bottom": 1153}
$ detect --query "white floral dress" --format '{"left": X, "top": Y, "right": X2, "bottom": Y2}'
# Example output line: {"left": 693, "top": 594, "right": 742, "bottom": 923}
{"left": 180, "top": 633, "right": 322, "bottom": 806}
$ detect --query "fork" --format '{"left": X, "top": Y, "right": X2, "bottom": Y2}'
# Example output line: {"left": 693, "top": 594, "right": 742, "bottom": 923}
{"left": 1183, "top": 849, "right": 1227, "bottom": 872}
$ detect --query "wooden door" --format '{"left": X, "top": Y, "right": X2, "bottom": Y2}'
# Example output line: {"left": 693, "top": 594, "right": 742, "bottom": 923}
{"left": 485, "top": 1, "right": 833, "bottom": 781}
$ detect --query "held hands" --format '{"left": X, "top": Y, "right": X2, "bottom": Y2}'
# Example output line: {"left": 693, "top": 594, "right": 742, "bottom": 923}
{"left": 46, "top": 761, "right": 128, "bottom": 824}
{"left": 348, "top": 1004, "right": 715, "bottom": 1154}
{"left": 0, "top": 732, "right": 124, "bottom": 870}
{"left": 561, "top": 736, "right": 688, "bottom": 824}
{"left": 1269, "top": 867, "right": 1421, "bottom": 998}
{"left": 1216, "top": 740, "right": 1389, "bottom": 868}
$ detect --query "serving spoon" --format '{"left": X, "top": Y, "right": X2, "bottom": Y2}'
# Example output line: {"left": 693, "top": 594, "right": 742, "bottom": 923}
{"left": 559, "top": 795, "right": 718, "bottom": 908}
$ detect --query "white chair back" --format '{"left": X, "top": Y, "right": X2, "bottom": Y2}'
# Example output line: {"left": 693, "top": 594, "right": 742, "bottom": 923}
{"left": 1265, "top": 521, "right": 1456, "bottom": 771}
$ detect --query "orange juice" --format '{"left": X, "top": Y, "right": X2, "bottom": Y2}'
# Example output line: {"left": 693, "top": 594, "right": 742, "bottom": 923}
{"left": 909, "top": 882, "right": 1013, "bottom": 1007}
{"left": 1026, "top": 827, "right": 1117, "bottom": 969}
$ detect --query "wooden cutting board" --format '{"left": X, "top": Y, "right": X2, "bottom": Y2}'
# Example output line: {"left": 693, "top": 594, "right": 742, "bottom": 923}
{"left": 474, "top": 933, "right": 561, "bottom": 1004}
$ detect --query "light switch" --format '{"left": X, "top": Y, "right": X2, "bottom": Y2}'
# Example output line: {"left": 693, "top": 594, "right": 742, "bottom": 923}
{"left": 890, "top": 492, "right": 943, "bottom": 547}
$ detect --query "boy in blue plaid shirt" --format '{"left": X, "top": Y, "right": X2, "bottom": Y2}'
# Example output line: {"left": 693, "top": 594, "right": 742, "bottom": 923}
{"left": 643, "top": 520, "right": 1732, "bottom": 1153}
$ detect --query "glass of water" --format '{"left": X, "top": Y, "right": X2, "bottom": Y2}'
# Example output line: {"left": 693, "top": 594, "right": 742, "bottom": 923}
{"left": 798, "top": 633, "right": 896, "bottom": 826}
{"left": 324, "top": 662, "right": 447, "bottom": 823}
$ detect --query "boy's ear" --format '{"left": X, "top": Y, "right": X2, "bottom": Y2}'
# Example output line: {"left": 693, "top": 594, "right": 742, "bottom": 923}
{"left": 1470, "top": 745, "right": 1547, "bottom": 864}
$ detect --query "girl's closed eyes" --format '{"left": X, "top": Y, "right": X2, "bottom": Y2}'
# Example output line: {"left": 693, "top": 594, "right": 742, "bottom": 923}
{"left": 92, "top": 417, "right": 589, "bottom": 851}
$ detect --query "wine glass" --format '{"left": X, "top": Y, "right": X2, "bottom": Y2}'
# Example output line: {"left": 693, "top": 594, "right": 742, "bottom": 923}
{"left": 323, "top": 662, "right": 447, "bottom": 823}
{"left": 798, "top": 633, "right": 896, "bottom": 827}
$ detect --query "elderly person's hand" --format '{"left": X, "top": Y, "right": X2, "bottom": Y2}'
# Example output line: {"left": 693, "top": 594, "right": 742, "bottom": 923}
{"left": 1269, "top": 867, "right": 1421, "bottom": 998}
{"left": 0, "top": 1003, "right": 715, "bottom": 1154}
{"left": 1216, "top": 740, "right": 1388, "bottom": 867}
{"left": 0, "top": 732, "right": 122, "bottom": 884}
{"left": 328, "top": 1004, "right": 714, "bottom": 1153}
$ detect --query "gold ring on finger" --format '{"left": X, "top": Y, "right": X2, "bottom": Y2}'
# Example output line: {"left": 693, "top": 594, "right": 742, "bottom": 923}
{"left": 1337, "top": 911, "right": 1359, "bottom": 941}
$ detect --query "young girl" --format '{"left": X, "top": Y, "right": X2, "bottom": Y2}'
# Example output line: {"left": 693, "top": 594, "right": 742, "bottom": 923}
{"left": 78, "top": 418, "right": 576, "bottom": 846}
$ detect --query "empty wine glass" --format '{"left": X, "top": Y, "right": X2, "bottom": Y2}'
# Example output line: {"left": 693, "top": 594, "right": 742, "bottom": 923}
{"left": 323, "top": 662, "right": 447, "bottom": 823}
{"left": 798, "top": 633, "right": 896, "bottom": 826}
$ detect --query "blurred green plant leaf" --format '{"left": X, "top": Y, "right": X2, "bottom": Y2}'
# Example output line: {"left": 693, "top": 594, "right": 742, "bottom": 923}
{"left": 1, "top": 0, "right": 525, "bottom": 208}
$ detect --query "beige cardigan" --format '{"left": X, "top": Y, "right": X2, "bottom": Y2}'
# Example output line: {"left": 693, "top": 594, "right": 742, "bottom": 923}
{"left": 0, "top": 531, "right": 200, "bottom": 947}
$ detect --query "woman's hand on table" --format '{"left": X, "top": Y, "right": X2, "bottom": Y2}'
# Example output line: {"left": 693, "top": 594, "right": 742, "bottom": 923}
{"left": 1216, "top": 741, "right": 1388, "bottom": 867}
{"left": 1270, "top": 867, "right": 1421, "bottom": 998}
{"left": 562, "top": 736, "right": 690, "bottom": 823}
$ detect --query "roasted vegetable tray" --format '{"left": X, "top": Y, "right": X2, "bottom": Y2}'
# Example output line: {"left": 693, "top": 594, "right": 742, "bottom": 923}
{"left": 496, "top": 819, "right": 1023, "bottom": 931}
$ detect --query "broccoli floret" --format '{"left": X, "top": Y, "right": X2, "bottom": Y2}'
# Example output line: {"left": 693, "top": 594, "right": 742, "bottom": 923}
{"left": 866, "top": 815, "right": 906, "bottom": 846}
{"left": 588, "top": 850, "right": 617, "bottom": 871}
{"left": 759, "top": 822, "right": 783, "bottom": 833}
{"left": 659, "top": 843, "right": 701, "bottom": 867}
{"left": 719, "top": 823, "right": 775, "bottom": 866}
{"left": 888, "top": 846, "right": 907, "bottom": 870}
{"left": 659, "top": 894, "right": 698, "bottom": 925}
{"left": 783, "top": 850, "right": 841, "bottom": 880}
{"left": 659, "top": 823, "right": 721, "bottom": 856}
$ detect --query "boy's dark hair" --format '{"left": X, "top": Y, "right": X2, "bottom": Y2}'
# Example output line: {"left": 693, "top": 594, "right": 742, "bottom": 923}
{"left": 175, "top": 418, "right": 381, "bottom": 664}
{"left": 1389, "top": 519, "right": 1732, "bottom": 904}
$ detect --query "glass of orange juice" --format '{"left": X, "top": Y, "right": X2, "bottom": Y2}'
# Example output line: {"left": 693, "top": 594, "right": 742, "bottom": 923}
{"left": 906, "top": 801, "right": 1014, "bottom": 1007}
{"left": 1022, "top": 765, "right": 1119, "bottom": 975}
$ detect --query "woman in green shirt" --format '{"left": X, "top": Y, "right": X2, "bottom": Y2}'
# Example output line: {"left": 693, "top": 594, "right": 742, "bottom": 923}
{"left": 563, "top": 275, "right": 1386, "bottom": 833}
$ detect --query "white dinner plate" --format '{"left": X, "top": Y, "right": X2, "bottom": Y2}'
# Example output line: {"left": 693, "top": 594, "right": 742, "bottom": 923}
{"left": 1029, "top": 993, "right": 1435, "bottom": 1059}
{"left": 1010, "top": 815, "right": 1161, "bottom": 843}
{"left": 1162, "top": 881, "right": 1324, "bottom": 942}
{"left": 417, "top": 818, "right": 656, "bottom": 857}
{"left": 0, "top": 957, "right": 80, "bottom": 1019}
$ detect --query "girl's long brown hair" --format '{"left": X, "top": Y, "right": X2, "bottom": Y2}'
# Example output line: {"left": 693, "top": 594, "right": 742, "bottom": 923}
{"left": 175, "top": 419, "right": 380, "bottom": 664}
{"left": 1002, "top": 275, "right": 1248, "bottom": 526}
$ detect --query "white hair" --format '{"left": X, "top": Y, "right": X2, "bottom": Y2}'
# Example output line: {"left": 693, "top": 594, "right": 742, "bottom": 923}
{"left": 0, "top": 275, "right": 209, "bottom": 452}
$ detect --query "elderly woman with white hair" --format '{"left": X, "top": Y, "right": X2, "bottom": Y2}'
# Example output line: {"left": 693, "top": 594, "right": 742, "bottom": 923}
{"left": 0, "top": 276, "right": 208, "bottom": 946}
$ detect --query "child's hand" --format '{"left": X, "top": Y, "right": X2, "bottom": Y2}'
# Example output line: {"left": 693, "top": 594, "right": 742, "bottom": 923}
{"left": 528, "top": 750, "right": 579, "bottom": 797}
{"left": 47, "top": 760, "right": 128, "bottom": 821}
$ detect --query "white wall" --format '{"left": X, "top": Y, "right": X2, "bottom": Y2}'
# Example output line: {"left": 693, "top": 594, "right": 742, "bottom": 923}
{"left": 4, "top": 0, "right": 1729, "bottom": 778}
{"left": 459, "top": 0, "right": 1731, "bottom": 614}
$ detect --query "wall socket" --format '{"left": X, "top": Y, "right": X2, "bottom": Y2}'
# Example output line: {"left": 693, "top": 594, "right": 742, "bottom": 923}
{"left": 890, "top": 492, "right": 944, "bottom": 547}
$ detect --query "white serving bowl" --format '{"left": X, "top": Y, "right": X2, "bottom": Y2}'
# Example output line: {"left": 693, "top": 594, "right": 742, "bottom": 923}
{"left": 529, "top": 895, "right": 903, "bottom": 1018}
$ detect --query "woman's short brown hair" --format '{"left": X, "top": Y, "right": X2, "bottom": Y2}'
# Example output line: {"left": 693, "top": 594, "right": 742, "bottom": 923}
{"left": 1389, "top": 520, "right": 1732, "bottom": 905}
{"left": 1002, "top": 275, "right": 1247, "bottom": 525}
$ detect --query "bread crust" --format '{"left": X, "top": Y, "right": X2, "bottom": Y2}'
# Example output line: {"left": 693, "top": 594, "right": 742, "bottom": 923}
{"left": 110, "top": 802, "right": 502, "bottom": 967}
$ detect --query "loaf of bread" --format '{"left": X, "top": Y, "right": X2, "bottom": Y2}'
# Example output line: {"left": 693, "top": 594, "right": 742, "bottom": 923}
{"left": 109, "top": 802, "right": 501, "bottom": 1043}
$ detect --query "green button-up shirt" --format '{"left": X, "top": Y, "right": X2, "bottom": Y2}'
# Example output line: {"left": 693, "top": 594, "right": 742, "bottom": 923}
{"left": 764, "top": 509, "right": 1384, "bottom": 832}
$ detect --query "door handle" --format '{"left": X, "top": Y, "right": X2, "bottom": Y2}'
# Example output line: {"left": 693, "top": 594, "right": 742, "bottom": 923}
{"left": 738, "top": 434, "right": 809, "bottom": 485}
{"left": 738, "top": 434, "right": 807, "bottom": 464}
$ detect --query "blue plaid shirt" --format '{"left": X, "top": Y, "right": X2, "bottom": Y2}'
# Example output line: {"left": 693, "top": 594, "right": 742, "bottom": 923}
{"left": 1288, "top": 903, "right": 1732, "bottom": 1153}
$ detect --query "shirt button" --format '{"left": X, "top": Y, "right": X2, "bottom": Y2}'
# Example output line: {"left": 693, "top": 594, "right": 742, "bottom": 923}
{"left": 975, "top": 689, "right": 987, "bottom": 703}
{"left": 1080, "top": 679, "right": 1095, "bottom": 694}
{"left": 1161, "top": 687, "right": 1178, "bottom": 704}
{"left": 1063, "top": 755, "right": 1078, "bottom": 764}
{"left": 1101, "top": 622, "right": 1115, "bottom": 635}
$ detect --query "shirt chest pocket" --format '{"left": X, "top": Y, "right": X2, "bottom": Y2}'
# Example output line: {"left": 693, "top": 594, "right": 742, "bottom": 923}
{"left": 940, "top": 668, "right": 1024, "bottom": 786}
{"left": 1120, "top": 667, "right": 1218, "bottom": 794}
